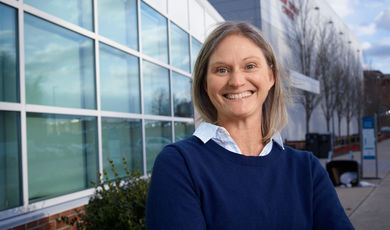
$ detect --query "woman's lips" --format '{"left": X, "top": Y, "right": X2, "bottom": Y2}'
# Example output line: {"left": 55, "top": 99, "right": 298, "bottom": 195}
{"left": 224, "top": 91, "right": 253, "bottom": 99}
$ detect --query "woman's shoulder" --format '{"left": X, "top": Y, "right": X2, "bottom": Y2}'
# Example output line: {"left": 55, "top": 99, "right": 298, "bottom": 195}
{"left": 281, "top": 145, "right": 324, "bottom": 170}
{"left": 156, "top": 136, "right": 205, "bottom": 161}
{"left": 171, "top": 135, "right": 203, "bottom": 148}
{"left": 282, "top": 145, "right": 314, "bottom": 160}
{"left": 162, "top": 135, "right": 203, "bottom": 153}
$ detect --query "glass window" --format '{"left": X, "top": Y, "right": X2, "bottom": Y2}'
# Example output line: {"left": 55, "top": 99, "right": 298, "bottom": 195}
{"left": 145, "top": 120, "right": 171, "bottom": 172}
{"left": 100, "top": 43, "right": 140, "bottom": 113}
{"left": 172, "top": 72, "right": 193, "bottom": 117}
{"left": 0, "top": 111, "right": 22, "bottom": 211}
{"left": 191, "top": 37, "right": 202, "bottom": 72}
{"left": 170, "top": 22, "right": 190, "bottom": 72}
{"left": 27, "top": 113, "right": 98, "bottom": 202}
{"left": 24, "top": 14, "right": 96, "bottom": 109}
{"left": 143, "top": 61, "right": 170, "bottom": 116}
{"left": 24, "top": 0, "right": 93, "bottom": 31}
{"left": 98, "top": 0, "right": 138, "bottom": 50}
{"left": 0, "top": 3, "right": 19, "bottom": 103}
{"left": 101, "top": 117, "right": 143, "bottom": 180}
{"left": 141, "top": 2, "right": 168, "bottom": 63}
{"left": 174, "top": 121, "right": 194, "bottom": 142}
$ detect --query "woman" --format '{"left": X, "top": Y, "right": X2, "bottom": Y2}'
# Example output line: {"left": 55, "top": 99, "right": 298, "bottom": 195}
{"left": 146, "top": 22, "right": 354, "bottom": 230}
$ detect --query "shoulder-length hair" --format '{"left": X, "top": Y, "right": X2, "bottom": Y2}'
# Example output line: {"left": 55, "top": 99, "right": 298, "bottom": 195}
{"left": 192, "top": 21, "right": 288, "bottom": 143}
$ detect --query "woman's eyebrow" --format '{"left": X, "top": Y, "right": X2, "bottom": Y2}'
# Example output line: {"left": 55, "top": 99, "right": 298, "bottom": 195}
{"left": 209, "top": 61, "right": 228, "bottom": 66}
{"left": 242, "top": 56, "right": 262, "bottom": 61}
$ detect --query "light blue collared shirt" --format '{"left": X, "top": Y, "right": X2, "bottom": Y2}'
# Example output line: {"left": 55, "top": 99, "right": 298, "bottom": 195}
{"left": 193, "top": 122, "right": 284, "bottom": 157}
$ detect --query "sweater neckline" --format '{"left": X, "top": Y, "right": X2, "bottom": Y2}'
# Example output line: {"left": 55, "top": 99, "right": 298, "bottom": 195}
{"left": 201, "top": 137, "right": 283, "bottom": 167}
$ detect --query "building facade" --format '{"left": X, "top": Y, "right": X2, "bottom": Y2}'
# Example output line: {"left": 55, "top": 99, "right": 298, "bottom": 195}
{"left": 364, "top": 70, "right": 390, "bottom": 128}
{"left": 209, "top": 0, "right": 363, "bottom": 140}
{"left": 0, "top": 0, "right": 223, "bottom": 228}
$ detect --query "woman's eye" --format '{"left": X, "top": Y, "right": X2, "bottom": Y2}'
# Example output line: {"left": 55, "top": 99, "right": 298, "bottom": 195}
{"left": 217, "top": 68, "right": 228, "bottom": 74}
{"left": 246, "top": 64, "right": 255, "bottom": 70}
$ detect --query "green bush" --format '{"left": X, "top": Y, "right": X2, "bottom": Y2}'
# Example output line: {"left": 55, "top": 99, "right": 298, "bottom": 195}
{"left": 58, "top": 158, "right": 150, "bottom": 230}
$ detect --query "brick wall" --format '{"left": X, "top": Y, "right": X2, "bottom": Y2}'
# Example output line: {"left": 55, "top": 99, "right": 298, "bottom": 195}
{"left": 8, "top": 206, "right": 84, "bottom": 230}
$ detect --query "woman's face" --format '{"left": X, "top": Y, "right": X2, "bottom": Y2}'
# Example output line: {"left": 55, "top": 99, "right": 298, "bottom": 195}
{"left": 206, "top": 34, "right": 275, "bottom": 123}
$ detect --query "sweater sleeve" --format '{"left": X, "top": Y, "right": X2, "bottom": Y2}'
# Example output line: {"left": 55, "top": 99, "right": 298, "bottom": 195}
{"left": 311, "top": 154, "right": 355, "bottom": 230}
{"left": 146, "top": 145, "right": 206, "bottom": 230}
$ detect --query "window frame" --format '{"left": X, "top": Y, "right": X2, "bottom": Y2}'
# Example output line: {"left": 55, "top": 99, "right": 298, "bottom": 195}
{"left": 0, "top": 0, "right": 197, "bottom": 222}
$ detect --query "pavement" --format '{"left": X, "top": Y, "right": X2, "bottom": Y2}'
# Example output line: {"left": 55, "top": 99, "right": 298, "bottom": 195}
{"left": 319, "top": 138, "right": 390, "bottom": 230}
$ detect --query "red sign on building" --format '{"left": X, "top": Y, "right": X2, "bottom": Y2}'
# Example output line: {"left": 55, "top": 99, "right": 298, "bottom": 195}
{"left": 280, "top": 0, "right": 299, "bottom": 21}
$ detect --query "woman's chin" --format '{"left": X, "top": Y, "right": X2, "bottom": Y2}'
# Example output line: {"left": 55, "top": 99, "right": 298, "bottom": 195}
{"left": 218, "top": 110, "right": 260, "bottom": 122}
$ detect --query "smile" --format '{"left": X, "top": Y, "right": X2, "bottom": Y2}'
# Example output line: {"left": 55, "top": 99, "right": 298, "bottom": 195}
{"left": 224, "top": 91, "right": 253, "bottom": 100}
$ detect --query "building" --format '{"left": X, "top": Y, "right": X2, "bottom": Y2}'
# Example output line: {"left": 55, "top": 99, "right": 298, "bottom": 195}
{"left": 209, "top": 0, "right": 363, "bottom": 140}
{"left": 0, "top": 0, "right": 223, "bottom": 228}
{"left": 364, "top": 70, "right": 390, "bottom": 128}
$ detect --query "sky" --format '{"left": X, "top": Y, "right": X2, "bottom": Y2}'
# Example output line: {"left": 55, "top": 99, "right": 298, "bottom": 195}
{"left": 327, "top": 0, "right": 390, "bottom": 74}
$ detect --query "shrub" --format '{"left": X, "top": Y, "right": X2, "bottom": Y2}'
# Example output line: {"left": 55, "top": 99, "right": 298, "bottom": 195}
{"left": 58, "top": 158, "right": 150, "bottom": 230}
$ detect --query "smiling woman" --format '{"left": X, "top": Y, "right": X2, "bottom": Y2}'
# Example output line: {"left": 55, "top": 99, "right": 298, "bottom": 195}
{"left": 146, "top": 21, "right": 354, "bottom": 230}
{"left": 205, "top": 35, "right": 275, "bottom": 135}
{"left": 192, "top": 22, "right": 286, "bottom": 145}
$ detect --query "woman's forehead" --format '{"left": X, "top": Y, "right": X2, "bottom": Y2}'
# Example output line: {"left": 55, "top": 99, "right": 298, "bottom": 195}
{"left": 209, "top": 35, "right": 266, "bottom": 64}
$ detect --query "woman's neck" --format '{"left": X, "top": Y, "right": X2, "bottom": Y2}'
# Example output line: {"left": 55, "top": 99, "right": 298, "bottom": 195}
{"left": 218, "top": 117, "right": 264, "bottom": 156}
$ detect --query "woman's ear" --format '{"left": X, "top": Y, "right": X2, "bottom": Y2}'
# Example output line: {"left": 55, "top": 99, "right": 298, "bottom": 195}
{"left": 269, "top": 65, "right": 275, "bottom": 86}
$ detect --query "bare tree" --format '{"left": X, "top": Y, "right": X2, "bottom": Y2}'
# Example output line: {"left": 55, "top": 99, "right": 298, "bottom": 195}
{"left": 334, "top": 54, "right": 346, "bottom": 137}
{"left": 343, "top": 66, "right": 354, "bottom": 141}
{"left": 315, "top": 21, "right": 339, "bottom": 132}
{"left": 351, "top": 52, "right": 364, "bottom": 138}
{"left": 287, "top": 0, "right": 321, "bottom": 133}
{"left": 339, "top": 47, "right": 364, "bottom": 145}
{"left": 337, "top": 47, "right": 359, "bottom": 141}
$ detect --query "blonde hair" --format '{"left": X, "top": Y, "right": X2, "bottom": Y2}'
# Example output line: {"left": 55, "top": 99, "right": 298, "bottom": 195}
{"left": 192, "top": 21, "right": 288, "bottom": 143}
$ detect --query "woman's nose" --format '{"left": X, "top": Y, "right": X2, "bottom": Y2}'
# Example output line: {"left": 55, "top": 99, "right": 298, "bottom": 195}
{"left": 228, "top": 69, "right": 245, "bottom": 87}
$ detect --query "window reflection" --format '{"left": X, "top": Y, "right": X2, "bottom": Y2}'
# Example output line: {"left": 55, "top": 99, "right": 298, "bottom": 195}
{"left": 0, "top": 111, "right": 22, "bottom": 211}
{"left": 98, "top": 0, "right": 138, "bottom": 50}
{"left": 24, "top": 0, "right": 93, "bottom": 31}
{"left": 172, "top": 72, "right": 193, "bottom": 117}
{"left": 101, "top": 117, "right": 143, "bottom": 180}
{"left": 170, "top": 22, "right": 190, "bottom": 72}
{"left": 100, "top": 43, "right": 140, "bottom": 113}
{"left": 145, "top": 120, "right": 171, "bottom": 172}
{"left": 174, "top": 121, "right": 194, "bottom": 142}
{"left": 0, "top": 3, "right": 19, "bottom": 102}
{"left": 24, "top": 14, "right": 96, "bottom": 109}
{"left": 191, "top": 37, "right": 202, "bottom": 72}
{"left": 141, "top": 2, "right": 168, "bottom": 63}
{"left": 27, "top": 113, "right": 98, "bottom": 203}
{"left": 143, "top": 61, "right": 170, "bottom": 116}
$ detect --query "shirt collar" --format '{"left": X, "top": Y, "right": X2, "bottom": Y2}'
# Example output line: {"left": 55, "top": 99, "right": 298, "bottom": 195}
{"left": 193, "top": 122, "right": 284, "bottom": 150}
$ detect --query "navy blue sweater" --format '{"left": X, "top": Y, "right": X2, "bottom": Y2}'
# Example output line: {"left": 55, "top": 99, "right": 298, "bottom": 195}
{"left": 146, "top": 136, "right": 354, "bottom": 230}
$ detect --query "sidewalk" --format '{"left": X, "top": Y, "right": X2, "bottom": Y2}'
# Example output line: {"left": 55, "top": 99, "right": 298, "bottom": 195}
{"left": 320, "top": 138, "right": 390, "bottom": 230}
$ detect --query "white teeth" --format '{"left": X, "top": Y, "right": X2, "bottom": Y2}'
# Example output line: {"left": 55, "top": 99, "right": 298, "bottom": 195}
{"left": 225, "top": 92, "right": 252, "bottom": 99}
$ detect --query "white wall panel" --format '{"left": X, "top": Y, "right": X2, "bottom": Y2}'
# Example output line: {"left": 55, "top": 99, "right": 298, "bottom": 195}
{"left": 282, "top": 103, "right": 306, "bottom": 141}
{"left": 205, "top": 12, "right": 217, "bottom": 38}
{"left": 168, "top": 0, "right": 189, "bottom": 30}
{"left": 189, "top": 0, "right": 205, "bottom": 41}
{"left": 261, "top": 0, "right": 290, "bottom": 33}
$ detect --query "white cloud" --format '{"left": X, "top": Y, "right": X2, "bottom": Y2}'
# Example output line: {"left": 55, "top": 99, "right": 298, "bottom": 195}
{"left": 364, "top": 37, "right": 390, "bottom": 59}
{"left": 379, "top": 37, "right": 390, "bottom": 45}
{"left": 362, "top": 1, "right": 385, "bottom": 8}
{"left": 362, "top": 63, "right": 372, "bottom": 70}
{"left": 351, "top": 23, "right": 376, "bottom": 36}
{"left": 375, "top": 8, "right": 390, "bottom": 31}
{"left": 361, "top": 42, "right": 371, "bottom": 50}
